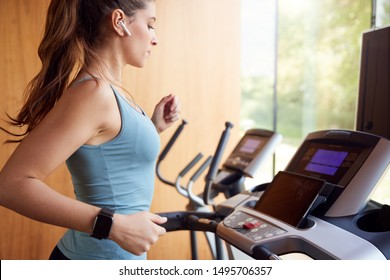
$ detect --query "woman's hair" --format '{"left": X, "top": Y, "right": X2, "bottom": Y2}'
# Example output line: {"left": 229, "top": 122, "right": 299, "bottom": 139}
{"left": 1, "top": 0, "right": 153, "bottom": 142}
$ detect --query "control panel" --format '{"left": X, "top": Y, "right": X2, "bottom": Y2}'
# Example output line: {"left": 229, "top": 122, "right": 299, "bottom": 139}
{"left": 223, "top": 211, "right": 286, "bottom": 242}
{"left": 216, "top": 193, "right": 387, "bottom": 260}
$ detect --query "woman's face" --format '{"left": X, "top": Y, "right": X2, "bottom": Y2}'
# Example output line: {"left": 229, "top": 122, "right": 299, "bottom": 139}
{"left": 123, "top": 1, "right": 158, "bottom": 68}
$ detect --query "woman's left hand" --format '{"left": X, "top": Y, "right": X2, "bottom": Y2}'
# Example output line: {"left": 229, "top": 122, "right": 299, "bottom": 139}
{"left": 152, "top": 94, "right": 181, "bottom": 133}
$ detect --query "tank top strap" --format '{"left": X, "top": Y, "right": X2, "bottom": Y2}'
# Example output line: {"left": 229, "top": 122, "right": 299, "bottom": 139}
{"left": 70, "top": 76, "right": 97, "bottom": 88}
{"left": 109, "top": 85, "right": 146, "bottom": 116}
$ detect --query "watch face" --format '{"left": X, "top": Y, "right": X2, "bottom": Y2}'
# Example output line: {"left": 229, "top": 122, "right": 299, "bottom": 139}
{"left": 92, "top": 214, "right": 113, "bottom": 239}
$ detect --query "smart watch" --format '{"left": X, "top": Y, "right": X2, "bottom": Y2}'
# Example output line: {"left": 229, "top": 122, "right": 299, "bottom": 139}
{"left": 91, "top": 208, "right": 115, "bottom": 240}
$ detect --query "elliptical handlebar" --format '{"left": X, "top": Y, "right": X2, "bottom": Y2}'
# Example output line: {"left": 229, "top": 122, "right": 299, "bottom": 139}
{"left": 156, "top": 121, "right": 233, "bottom": 261}
{"left": 190, "top": 155, "right": 213, "bottom": 182}
{"left": 158, "top": 119, "right": 188, "bottom": 162}
{"left": 187, "top": 155, "right": 213, "bottom": 207}
{"left": 203, "top": 122, "right": 234, "bottom": 205}
{"left": 156, "top": 119, "right": 234, "bottom": 206}
{"left": 156, "top": 119, "right": 188, "bottom": 187}
{"left": 179, "top": 153, "right": 204, "bottom": 178}
{"left": 175, "top": 153, "right": 203, "bottom": 198}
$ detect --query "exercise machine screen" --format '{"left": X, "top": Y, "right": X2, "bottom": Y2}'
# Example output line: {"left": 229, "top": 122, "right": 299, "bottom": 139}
{"left": 254, "top": 171, "right": 326, "bottom": 228}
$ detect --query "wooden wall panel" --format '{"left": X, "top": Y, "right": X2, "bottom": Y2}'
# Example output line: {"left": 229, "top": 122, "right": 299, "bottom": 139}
{"left": 0, "top": 0, "right": 71, "bottom": 260}
{"left": 143, "top": 0, "right": 241, "bottom": 260}
{"left": 0, "top": 0, "right": 241, "bottom": 260}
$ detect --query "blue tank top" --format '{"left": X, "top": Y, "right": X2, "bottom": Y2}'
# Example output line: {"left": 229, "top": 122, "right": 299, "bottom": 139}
{"left": 57, "top": 85, "right": 160, "bottom": 260}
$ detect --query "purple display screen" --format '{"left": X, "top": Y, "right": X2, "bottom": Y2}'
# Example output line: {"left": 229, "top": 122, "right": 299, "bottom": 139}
{"left": 305, "top": 149, "right": 349, "bottom": 176}
{"left": 239, "top": 138, "right": 262, "bottom": 154}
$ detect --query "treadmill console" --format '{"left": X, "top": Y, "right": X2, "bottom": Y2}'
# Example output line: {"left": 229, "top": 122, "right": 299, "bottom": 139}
{"left": 223, "top": 129, "right": 282, "bottom": 178}
{"left": 216, "top": 130, "right": 390, "bottom": 260}
{"left": 211, "top": 129, "right": 282, "bottom": 199}
{"left": 284, "top": 130, "right": 390, "bottom": 217}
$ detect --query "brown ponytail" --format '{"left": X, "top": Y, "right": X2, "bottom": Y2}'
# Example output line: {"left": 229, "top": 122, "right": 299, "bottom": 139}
{"left": 2, "top": 0, "right": 80, "bottom": 142}
{"left": 2, "top": 0, "right": 154, "bottom": 142}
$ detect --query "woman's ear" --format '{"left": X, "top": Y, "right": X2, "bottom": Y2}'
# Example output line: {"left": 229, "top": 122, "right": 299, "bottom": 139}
{"left": 111, "top": 9, "right": 127, "bottom": 36}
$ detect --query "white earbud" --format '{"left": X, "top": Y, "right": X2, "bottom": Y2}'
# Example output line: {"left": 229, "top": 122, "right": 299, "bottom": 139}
{"left": 119, "top": 21, "right": 131, "bottom": 36}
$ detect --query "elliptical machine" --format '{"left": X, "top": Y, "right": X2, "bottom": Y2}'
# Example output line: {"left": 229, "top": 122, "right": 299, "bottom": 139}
{"left": 156, "top": 120, "right": 282, "bottom": 259}
{"left": 156, "top": 120, "right": 233, "bottom": 260}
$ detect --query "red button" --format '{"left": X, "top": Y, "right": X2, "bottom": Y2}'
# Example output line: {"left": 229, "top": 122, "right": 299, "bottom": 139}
{"left": 243, "top": 220, "right": 261, "bottom": 229}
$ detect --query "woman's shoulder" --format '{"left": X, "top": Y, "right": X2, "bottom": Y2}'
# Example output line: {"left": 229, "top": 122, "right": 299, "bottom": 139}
{"left": 50, "top": 78, "right": 117, "bottom": 128}
{"left": 67, "top": 77, "right": 112, "bottom": 100}
{"left": 61, "top": 77, "right": 117, "bottom": 111}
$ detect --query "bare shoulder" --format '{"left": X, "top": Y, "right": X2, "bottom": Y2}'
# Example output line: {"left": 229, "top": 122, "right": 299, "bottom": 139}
{"left": 64, "top": 78, "right": 114, "bottom": 108}
{"left": 51, "top": 78, "right": 122, "bottom": 145}
{"left": 57, "top": 79, "right": 118, "bottom": 125}
{"left": 28, "top": 78, "right": 121, "bottom": 147}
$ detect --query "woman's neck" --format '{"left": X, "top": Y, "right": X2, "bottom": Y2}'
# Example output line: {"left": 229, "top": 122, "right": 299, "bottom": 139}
{"left": 80, "top": 58, "right": 124, "bottom": 85}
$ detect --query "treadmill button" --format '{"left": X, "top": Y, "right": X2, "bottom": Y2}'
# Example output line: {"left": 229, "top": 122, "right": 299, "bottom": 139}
{"left": 243, "top": 220, "right": 261, "bottom": 229}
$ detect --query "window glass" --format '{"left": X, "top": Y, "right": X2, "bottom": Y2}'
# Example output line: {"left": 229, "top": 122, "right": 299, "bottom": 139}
{"left": 240, "top": 0, "right": 390, "bottom": 206}
{"left": 376, "top": 0, "right": 390, "bottom": 27}
{"left": 275, "top": 0, "right": 371, "bottom": 171}
{"left": 241, "top": 0, "right": 277, "bottom": 185}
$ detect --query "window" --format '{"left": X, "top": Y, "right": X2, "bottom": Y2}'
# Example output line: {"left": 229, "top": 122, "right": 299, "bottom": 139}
{"left": 375, "top": 0, "right": 390, "bottom": 27}
{"left": 241, "top": 0, "right": 277, "bottom": 184}
{"left": 241, "top": 0, "right": 390, "bottom": 205}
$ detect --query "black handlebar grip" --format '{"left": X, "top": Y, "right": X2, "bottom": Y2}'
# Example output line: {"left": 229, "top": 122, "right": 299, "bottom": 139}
{"left": 158, "top": 211, "right": 219, "bottom": 232}
{"left": 187, "top": 215, "right": 218, "bottom": 233}
{"left": 252, "top": 245, "right": 282, "bottom": 260}
{"left": 158, "top": 212, "right": 188, "bottom": 232}
{"left": 158, "top": 119, "right": 187, "bottom": 162}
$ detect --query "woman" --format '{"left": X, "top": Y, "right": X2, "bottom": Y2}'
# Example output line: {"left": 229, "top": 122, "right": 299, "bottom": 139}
{"left": 0, "top": 0, "right": 180, "bottom": 260}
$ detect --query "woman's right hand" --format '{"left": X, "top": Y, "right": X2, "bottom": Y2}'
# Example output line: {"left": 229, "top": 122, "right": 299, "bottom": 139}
{"left": 109, "top": 211, "right": 167, "bottom": 255}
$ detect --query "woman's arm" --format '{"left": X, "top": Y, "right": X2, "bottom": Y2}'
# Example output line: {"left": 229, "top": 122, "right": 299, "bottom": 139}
{"left": 0, "top": 81, "right": 166, "bottom": 255}
{"left": 0, "top": 81, "right": 107, "bottom": 232}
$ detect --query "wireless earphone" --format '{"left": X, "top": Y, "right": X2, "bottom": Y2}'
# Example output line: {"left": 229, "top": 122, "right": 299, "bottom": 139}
{"left": 118, "top": 21, "right": 131, "bottom": 36}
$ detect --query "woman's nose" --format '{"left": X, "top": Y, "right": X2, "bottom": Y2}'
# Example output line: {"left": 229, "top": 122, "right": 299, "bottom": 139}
{"left": 151, "top": 29, "right": 158, "bottom": 46}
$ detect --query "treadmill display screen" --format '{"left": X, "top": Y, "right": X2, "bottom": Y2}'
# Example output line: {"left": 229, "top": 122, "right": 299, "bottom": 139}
{"left": 239, "top": 138, "right": 263, "bottom": 154}
{"left": 291, "top": 143, "right": 362, "bottom": 184}
{"left": 254, "top": 171, "right": 325, "bottom": 228}
{"left": 304, "top": 149, "right": 349, "bottom": 176}
{"left": 223, "top": 135, "right": 268, "bottom": 172}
